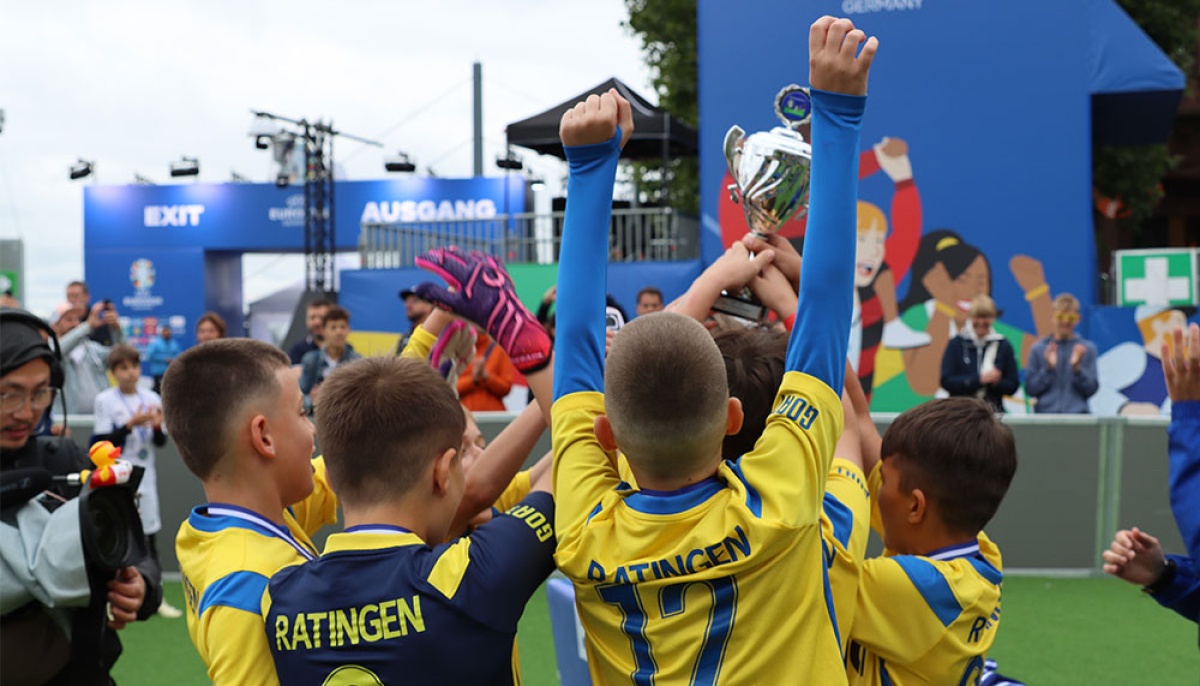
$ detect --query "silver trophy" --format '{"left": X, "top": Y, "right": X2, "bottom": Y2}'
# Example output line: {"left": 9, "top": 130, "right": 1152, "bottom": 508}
{"left": 713, "top": 85, "right": 813, "bottom": 322}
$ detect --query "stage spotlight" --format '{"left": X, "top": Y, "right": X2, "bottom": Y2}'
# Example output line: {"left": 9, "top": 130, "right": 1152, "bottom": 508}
{"left": 275, "top": 171, "right": 291, "bottom": 189}
{"left": 249, "top": 114, "right": 277, "bottom": 150}
{"left": 69, "top": 159, "right": 94, "bottom": 181}
{"left": 384, "top": 152, "right": 416, "bottom": 173}
{"left": 255, "top": 135, "right": 271, "bottom": 150}
{"left": 169, "top": 157, "right": 200, "bottom": 177}
{"left": 495, "top": 149, "right": 523, "bottom": 171}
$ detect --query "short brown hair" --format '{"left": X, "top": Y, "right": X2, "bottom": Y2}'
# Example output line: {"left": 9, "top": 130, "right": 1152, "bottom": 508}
{"left": 713, "top": 327, "right": 788, "bottom": 461}
{"left": 637, "top": 287, "right": 663, "bottom": 302}
{"left": 322, "top": 305, "right": 350, "bottom": 327}
{"left": 107, "top": 343, "right": 140, "bottom": 371}
{"left": 162, "top": 338, "right": 290, "bottom": 480}
{"left": 316, "top": 357, "right": 464, "bottom": 506}
{"left": 196, "top": 311, "right": 227, "bottom": 338}
{"left": 604, "top": 312, "right": 729, "bottom": 478}
{"left": 880, "top": 397, "right": 1017, "bottom": 535}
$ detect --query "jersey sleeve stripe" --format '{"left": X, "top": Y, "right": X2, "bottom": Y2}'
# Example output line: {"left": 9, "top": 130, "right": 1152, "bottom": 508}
{"left": 966, "top": 556, "right": 1003, "bottom": 586}
{"left": 198, "top": 570, "right": 269, "bottom": 617}
{"left": 427, "top": 538, "right": 473, "bottom": 600}
{"left": 822, "top": 493, "right": 854, "bottom": 549}
{"left": 821, "top": 550, "right": 843, "bottom": 654}
{"left": 725, "top": 459, "right": 763, "bottom": 518}
{"left": 892, "top": 556, "right": 965, "bottom": 627}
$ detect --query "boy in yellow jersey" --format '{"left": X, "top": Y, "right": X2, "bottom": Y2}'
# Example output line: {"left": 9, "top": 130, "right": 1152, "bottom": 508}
{"left": 163, "top": 339, "right": 338, "bottom": 685}
{"left": 846, "top": 397, "right": 1016, "bottom": 685}
{"left": 549, "top": 16, "right": 876, "bottom": 684}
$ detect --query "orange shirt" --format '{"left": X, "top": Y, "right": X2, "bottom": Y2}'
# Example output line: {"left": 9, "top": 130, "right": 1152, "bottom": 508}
{"left": 457, "top": 335, "right": 515, "bottom": 412}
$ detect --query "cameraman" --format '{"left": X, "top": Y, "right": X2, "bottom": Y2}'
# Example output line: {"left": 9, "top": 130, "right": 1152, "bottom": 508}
{"left": 1, "top": 308, "right": 161, "bottom": 685}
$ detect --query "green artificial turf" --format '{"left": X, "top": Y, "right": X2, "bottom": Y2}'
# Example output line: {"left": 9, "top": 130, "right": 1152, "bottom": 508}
{"left": 111, "top": 576, "right": 1198, "bottom": 685}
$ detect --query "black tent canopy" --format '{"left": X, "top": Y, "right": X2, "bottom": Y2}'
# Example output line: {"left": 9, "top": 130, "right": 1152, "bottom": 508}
{"left": 504, "top": 77, "right": 698, "bottom": 161}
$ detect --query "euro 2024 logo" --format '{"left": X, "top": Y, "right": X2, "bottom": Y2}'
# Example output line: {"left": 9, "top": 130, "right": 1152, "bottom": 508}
{"left": 123, "top": 258, "right": 164, "bottom": 310}
{"left": 130, "top": 258, "right": 155, "bottom": 291}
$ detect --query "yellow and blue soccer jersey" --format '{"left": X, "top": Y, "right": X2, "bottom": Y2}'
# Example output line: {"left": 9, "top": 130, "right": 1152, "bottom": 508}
{"left": 552, "top": 371, "right": 846, "bottom": 685}
{"left": 846, "top": 465, "right": 1004, "bottom": 685}
{"left": 262, "top": 493, "right": 556, "bottom": 686}
{"left": 822, "top": 458, "right": 871, "bottom": 652}
{"left": 176, "top": 457, "right": 337, "bottom": 686}
{"left": 493, "top": 469, "right": 533, "bottom": 514}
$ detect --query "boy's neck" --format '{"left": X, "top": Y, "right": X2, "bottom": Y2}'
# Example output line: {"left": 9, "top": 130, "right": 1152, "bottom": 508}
{"left": 628, "top": 454, "right": 721, "bottom": 492}
{"left": 203, "top": 470, "right": 289, "bottom": 527}
{"left": 326, "top": 343, "right": 344, "bottom": 360}
{"left": 118, "top": 384, "right": 138, "bottom": 395}
{"left": 342, "top": 498, "right": 439, "bottom": 545}
{"left": 904, "top": 525, "right": 978, "bottom": 558}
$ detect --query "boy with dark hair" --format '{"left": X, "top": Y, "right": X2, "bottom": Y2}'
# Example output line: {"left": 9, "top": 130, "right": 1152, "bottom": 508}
{"left": 164, "top": 339, "right": 337, "bottom": 685}
{"left": 299, "top": 305, "right": 362, "bottom": 413}
{"left": 548, "top": 17, "right": 876, "bottom": 683}
{"left": 263, "top": 355, "right": 557, "bottom": 685}
{"left": 846, "top": 396, "right": 1016, "bottom": 685}
{"left": 93, "top": 342, "right": 180, "bottom": 617}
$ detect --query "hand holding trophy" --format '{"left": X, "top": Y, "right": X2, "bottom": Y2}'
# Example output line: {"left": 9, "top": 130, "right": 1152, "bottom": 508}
{"left": 713, "top": 85, "right": 813, "bottom": 322}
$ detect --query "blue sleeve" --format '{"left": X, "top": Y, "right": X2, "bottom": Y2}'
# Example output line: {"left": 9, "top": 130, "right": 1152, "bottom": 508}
{"left": 996, "top": 340, "right": 1021, "bottom": 397}
{"left": 1024, "top": 340, "right": 1052, "bottom": 398}
{"left": 785, "top": 90, "right": 864, "bottom": 391}
{"left": 1150, "top": 554, "right": 1200, "bottom": 623}
{"left": 939, "top": 338, "right": 978, "bottom": 395}
{"left": 440, "top": 492, "right": 557, "bottom": 633}
{"left": 553, "top": 131, "right": 622, "bottom": 401}
{"left": 1169, "top": 401, "right": 1200, "bottom": 560}
{"left": 1072, "top": 342, "right": 1100, "bottom": 399}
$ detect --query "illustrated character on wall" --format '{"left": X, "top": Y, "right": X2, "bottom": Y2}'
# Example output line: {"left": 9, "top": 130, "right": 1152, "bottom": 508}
{"left": 718, "top": 137, "right": 926, "bottom": 399}
{"left": 875, "top": 229, "right": 1055, "bottom": 407}
{"left": 1093, "top": 305, "right": 1196, "bottom": 416}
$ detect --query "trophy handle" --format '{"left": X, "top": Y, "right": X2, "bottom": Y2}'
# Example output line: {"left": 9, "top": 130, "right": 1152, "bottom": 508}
{"left": 724, "top": 125, "right": 745, "bottom": 183}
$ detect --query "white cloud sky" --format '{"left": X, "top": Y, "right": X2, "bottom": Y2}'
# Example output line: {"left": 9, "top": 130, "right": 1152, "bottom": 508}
{"left": 0, "top": 0, "right": 655, "bottom": 316}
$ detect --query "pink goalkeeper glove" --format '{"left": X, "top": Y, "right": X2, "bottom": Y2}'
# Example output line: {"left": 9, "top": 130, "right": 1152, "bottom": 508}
{"left": 415, "top": 247, "right": 552, "bottom": 373}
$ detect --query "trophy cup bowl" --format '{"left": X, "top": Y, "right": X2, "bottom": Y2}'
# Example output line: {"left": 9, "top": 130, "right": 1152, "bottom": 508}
{"left": 712, "top": 85, "right": 814, "bottom": 322}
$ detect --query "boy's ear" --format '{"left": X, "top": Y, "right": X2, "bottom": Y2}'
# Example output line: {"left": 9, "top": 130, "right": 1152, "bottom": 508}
{"left": 594, "top": 415, "right": 618, "bottom": 452}
{"left": 249, "top": 414, "right": 276, "bottom": 461}
{"left": 431, "top": 447, "right": 459, "bottom": 496}
{"left": 908, "top": 488, "right": 927, "bottom": 526}
{"left": 725, "top": 397, "right": 744, "bottom": 436}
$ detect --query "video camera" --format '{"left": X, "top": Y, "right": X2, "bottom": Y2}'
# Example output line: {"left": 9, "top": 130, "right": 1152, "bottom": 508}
{"left": 1, "top": 448, "right": 147, "bottom": 580}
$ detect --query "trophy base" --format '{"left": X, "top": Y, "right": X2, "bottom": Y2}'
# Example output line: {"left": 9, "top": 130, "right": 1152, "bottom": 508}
{"left": 711, "top": 292, "right": 767, "bottom": 324}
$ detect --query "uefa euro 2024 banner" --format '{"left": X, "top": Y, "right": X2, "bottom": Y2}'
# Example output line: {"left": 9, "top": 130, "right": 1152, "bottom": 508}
{"left": 83, "top": 176, "right": 524, "bottom": 356}
{"left": 698, "top": 0, "right": 1187, "bottom": 414}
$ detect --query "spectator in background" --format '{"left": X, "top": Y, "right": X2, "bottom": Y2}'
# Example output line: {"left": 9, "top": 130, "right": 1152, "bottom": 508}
{"left": 299, "top": 305, "right": 362, "bottom": 414}
{"left": 50, "top": 301, "right": 124, "bottom": 414}
{"left": 144, "top": 325, "right": 180, "bottom": 394}
{"left": 0, "top": 290, "right": 18, "bottom": 308}
{"left": 66, "top": 280, "right": 115, "bottom": 346}
{"left": 636, "top": 286, "right": 664, "bottom": 316}
{"left": 1025, "top": 293, "right": 1099, "bottom": 413}
{"left": 194, "top": 311, "right": 226, "bottom": 343}
{"left": 288, "top": 299, "right": 331, "bottom": 364}
{"left": 457, "top": 329, "right": 515, "bottom": 412}
{"left": 392, "top": 287, "right": 433, "bottom": 355}
{"left": 940, "top": 295, "right": 1020, "bottom": 413}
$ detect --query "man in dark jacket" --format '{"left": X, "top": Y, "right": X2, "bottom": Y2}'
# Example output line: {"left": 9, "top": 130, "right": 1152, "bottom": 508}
{"left": 940, "top": 295, "right": 1020, "bottom": 412}
{"left": 1, "top": 307, "right": 162, "bottom": 685}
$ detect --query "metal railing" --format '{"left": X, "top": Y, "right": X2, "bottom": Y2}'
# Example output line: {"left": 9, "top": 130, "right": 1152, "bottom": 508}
{"left": 360, "top": 208, "right": 699, "bottom": 268}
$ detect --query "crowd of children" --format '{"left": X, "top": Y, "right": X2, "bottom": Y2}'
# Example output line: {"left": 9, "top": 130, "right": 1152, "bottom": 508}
{"left": 130, "top": 13, "right": 1195, "bottom": 685}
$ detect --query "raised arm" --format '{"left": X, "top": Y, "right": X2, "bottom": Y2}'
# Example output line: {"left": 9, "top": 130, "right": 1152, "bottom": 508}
{"left": 553, "top": 90, "right": 633, "bottom": 401}
{"left": 786, "top": 17, "right": 875, "bottom": 390}
{"left": 1166, "top": 323, "right": 1200, "bottom": 560}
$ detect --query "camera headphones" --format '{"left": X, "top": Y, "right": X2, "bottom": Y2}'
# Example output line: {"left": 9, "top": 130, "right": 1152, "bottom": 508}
{"left": 0, "top": 307, "right": 65, "bottom": 389}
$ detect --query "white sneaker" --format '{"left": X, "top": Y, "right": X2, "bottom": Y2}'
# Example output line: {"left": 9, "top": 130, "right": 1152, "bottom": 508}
{"left": 157, "top": 600, "right": 184, "bottom": 619}
{"left": 882, "top": 318, "right": 931, "bottom": 349}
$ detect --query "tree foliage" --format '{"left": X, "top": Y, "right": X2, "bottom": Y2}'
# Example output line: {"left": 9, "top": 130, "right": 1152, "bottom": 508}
{"left": 623, "top": 0, "right": 700, "bottom": 214}
{"left": 1092, "top": 0, "right": 1200, "bottom": 231}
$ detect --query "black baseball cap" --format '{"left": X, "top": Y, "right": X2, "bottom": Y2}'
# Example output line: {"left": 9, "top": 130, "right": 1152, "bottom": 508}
{"left": 398, "top": 286, "right": 427, "bottom": 301}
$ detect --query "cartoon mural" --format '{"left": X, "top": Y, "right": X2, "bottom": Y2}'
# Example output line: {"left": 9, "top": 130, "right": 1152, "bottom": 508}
{"left": 1092, "top": 305, "right": 1199, "bottom": 416}
{"left": 698, "top": 1, "right": 1187, "bottom": 415}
